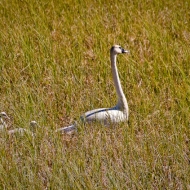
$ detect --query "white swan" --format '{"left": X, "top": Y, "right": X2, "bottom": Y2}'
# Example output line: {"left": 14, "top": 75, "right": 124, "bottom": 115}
{"left": 0, "top": 112, "right": 10, "bottom": 130}
{"left": 57, "top": 45, "right": 129, "bottom": 134}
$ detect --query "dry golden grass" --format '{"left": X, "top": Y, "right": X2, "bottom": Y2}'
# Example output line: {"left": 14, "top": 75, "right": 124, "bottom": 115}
{"left": 0, "top": 0, "right": 190, "bottom": 189}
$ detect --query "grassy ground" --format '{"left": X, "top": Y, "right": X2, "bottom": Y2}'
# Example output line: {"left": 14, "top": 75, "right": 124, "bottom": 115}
{"left": 0, "top": 0, "right": 190, "bottom": 189}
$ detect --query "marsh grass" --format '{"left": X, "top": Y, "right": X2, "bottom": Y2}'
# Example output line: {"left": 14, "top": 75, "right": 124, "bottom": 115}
{"left": 0, "top": 0, "right": 190, "bottom": 189}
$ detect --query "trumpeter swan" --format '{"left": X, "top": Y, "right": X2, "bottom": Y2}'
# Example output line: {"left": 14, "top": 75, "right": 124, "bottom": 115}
{"left": 0, "top": 112, "right": 10, "bottom": 130}
{"left": 57, "top": 45, "right": 129, "bottom": 134}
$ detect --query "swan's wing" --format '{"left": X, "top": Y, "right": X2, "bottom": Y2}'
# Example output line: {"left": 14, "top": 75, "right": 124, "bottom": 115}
{"left": 83, "top": 108, "right": 127, "bottom": 123}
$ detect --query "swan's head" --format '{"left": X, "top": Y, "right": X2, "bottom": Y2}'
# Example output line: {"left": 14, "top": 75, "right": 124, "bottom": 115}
{"left": 0, "top": 112, "right": 10, "bottom": 119}
{"left": 30, "top": 120, "right": 38, "bottom": 127}
{"left": 29, "top": 120, "right": 39, "bottom": 132}
{"left": 110, "top": 45, "right": 129, "bottom": 54}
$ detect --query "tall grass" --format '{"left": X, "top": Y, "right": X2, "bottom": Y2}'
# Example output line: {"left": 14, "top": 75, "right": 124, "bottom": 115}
{"left": 0, "top": 0, "right": 190, "bottom": 189}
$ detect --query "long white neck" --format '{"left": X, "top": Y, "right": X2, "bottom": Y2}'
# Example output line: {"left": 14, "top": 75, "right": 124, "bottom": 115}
{"left": 110, "top": 52, "right": 129, "bottom": 118}
{"left": 0, "top": 118, "right": 7, "bottom": 128}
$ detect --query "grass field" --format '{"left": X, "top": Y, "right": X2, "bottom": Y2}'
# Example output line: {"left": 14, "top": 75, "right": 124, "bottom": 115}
{"left": 0, "top": 0, "right": 190, "bottom": 189}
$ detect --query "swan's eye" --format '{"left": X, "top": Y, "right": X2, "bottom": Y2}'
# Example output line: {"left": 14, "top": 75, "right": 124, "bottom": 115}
{"left": 119, "top": 47, "right": 122, "bottom": 49}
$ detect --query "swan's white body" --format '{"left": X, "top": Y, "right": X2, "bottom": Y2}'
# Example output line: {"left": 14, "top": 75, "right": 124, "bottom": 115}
{"left": 82, "top": 107, "right": 127, "bottom": 124}
{"left": 0, "top": 112, "right": 10, "bottom": 130}
{"left": 57, "top": 45, "right": 129, "bottom": 134}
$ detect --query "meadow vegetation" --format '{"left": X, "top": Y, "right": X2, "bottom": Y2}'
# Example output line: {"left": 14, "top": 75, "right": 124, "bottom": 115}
{"left": 0, "top": 0, "right": 190, "bottom": 189}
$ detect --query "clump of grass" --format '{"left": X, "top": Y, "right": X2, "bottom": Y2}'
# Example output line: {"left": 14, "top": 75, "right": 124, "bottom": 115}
{"left": 0, "top": 0, "right": 190, "bottom": 189}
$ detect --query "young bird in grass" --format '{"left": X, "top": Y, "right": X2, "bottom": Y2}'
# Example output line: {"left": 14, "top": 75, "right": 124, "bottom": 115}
{"left": 0, "top": 112, "right": 10, "bottom": 130}
{"left": 8, "top": 120, "right": 38, "bottom": 136}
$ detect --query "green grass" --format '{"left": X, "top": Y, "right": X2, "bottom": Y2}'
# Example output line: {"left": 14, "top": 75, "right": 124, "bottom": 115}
{"left": 0, "top": 0, "right": 190, "bottom": 189}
